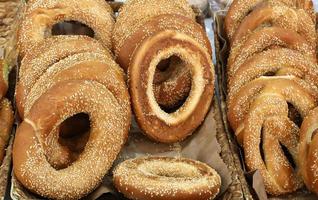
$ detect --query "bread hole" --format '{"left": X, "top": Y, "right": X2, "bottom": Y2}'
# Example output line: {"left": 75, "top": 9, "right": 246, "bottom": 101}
{"left": 263, "top": 71, "right": 275, "bottom": 76}
{"left": 288, "top": 103, "right": 302, "bottom": 127}
{"left": 58, "top": 113, "right": 90, "bottom": 164}
{"left": 52, "top": 21, "right": 94, "bottom": 37}
{"left": 153, "top": 55, "right": 192, "bottom": 113}
{"left": 260, "top": 127, "right": 266, "bottom": 167}
{"left": 280, "top": 142, "right": 296, "bottom": 169}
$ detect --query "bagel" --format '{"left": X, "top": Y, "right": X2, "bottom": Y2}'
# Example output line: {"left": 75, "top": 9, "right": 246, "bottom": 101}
{"left": 16, "top": 36, "right": 109, "bottom": 118}
{"left": 227, "top": 76, "right": 318, "bottom": 142}
{"left": 224, "top": 0, "right": 315, "bottom": 41}
{"left": 17, "top": 0, "right": 114, "bottom": 56}
{"left": 231, "top": 4, "right": 316, "bottom": 50}
{"left": 23, "top": 52, "right": 131, "bottom": 168}
{"left": 13, "top": 80, "right": 130, "bottom": 200}
{"left": 113, "top": 156, "right": 221, "bottom": 200}
{"left": 129, "top": 30, "right": 214, "bottom": 143}
{"left": 243, "top": 95, "right": 303, "bottom": 195}
{"left": 299, "top": 107, "right": 318, "bottom": 195}
{"left": 113, "top": 0, "right": 211, "bottom": 109}
{"left": 227, "top": 48, "right": 318, "bottom": 96}
{"left": 228, "top": 27, "right": 316, "bottom": 79}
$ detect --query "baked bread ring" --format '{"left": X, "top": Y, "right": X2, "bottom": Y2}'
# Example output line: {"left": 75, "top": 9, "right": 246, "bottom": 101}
{"left": 23, "top": 52, "right": 131, "bottom": 168}
{"left": 113, "top": 0, "right": 196, "bottom": 59}
{"left": 299, "top": 107, "right": 318, "bottom": 195}
{"left": 13, "top": 80, "right": 130, "bottom": 200}
{"left": 17, "top": 0, "right": 114, "bottom": 56}
{"left": 227, "top": 76, "right": 318, "bottom": 142}
{"left": 0, "top": 98, "right": 14, "bottom": 164}
{"left": 224, "top": 0, "right": 315, "bottom": 41}
{"left": 227, "top": 48, "right": 318, "bottom": 96}
{"left": 113, "top": 156, "right": 221, "bottom": 200}
{"left": 243, "top": 94, "right": 303, "bottom": 195}
{"left": 231, "top": 4, "right": 316, "bottom": 50}
{"left": 113, "top": 0, "right": 211, "bottom": 109}
{"left": 16, "top": 36, "right": 109, "bottom": 118}
{"left": 228, "top": 27, "right": 316, "bottom": 79}
{"left": 129, "top": 30, "right": 214, "bottom": 143}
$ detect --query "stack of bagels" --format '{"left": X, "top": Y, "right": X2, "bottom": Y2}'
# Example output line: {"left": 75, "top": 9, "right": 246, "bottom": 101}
{"left": 225, "top": 0, "right": 318, "bottom": 196}
{"left": 12, "top": 0, "right": 218, "bottom": 199}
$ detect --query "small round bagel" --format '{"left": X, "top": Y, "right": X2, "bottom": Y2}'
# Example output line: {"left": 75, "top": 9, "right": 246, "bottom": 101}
{"left": 113, "top": 156, "right": 221, "bottom": 200}
{"left": 18, "top": 0, "right": 114, "bottom": 56}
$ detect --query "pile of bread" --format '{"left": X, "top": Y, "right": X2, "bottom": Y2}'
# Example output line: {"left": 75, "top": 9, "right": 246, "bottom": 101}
{"left": 225, "top": 0, "right": 318, "bottom": 196}
{"left": 11, "top": 0, "right": 220, "bottom": 199}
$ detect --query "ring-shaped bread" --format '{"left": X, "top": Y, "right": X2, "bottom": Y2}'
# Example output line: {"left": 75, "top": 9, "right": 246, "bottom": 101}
{"left": 16, "top": 36, "right": 109, "bottom": 118}
{"left": 113, "top": 156, "right": 221, "bottom": 200}
{"left": 13, "top": 80, "right": 129, "bottom": 200}
{"left": 18, "top": 0, "right": 114, "bottom": 56}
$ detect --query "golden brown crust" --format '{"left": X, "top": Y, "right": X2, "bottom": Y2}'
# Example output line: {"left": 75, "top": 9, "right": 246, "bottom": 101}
{"left": 0, "top": 98, "right": 14, "bottom": 164}
{"left": 129, "top": 30, "right": 214, "bottom": 143}
{"left": 13, "top": 80, "right": 130, "bottom": 200}
{"left": 231, "top": 4, "right": 316, "bottom": 49}
{"left": 24, "top": 52, "right": 131, "bottom": 168}
{"left": 116, "top": 13, "right": 211, "bottom": 109}
{"left": 226, "top": 76, "right": 318, "bottom": 195}
{"left": 299, "top": 107, "right": 318, "bottom": 194}
{"left": 113, "top": 0, "right": 211, "bottom": 109}
{"left": 227, "top": 76, "right": 318, "bottom": 136}
{"left": 112, "top": 0, "right": 195, "bottom": 57}
{"left": 228, "top": 27, "right": 316, "bottom": 79}
{"left": 227, "top": 48, "right": 318, "bottom": 96}
{"left": 224, "top": 0, "right": 315, "bottom": 41}
{"left": 113, "top": 156, "right": 221, "bottom": 200}
{"left": 16, "top": 36, "right": 109, "bottom": 118}
{"left": 17, "top": 0, "right": 114, "bottom": 56}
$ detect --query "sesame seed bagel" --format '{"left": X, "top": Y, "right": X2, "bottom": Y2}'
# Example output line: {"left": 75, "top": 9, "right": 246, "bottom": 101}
{"left": 224, "top": 0, "right": 315, "bottom": 42}
{"left": 16, "top": 36, "right": 109, "bottom": 118}
{"left": 23, "top": 52, "right": 131, "bottom": 169}
{"left": 113, "top": 0, "right": 196, "bottom": 58}
{"left": 227, "top": 48, "right": 318, "bottom": 96}
{"left": 231, "top": 4, "right": 316, "bottom": 50}
{"left": 13, "top": 80, "right": 129, "bottom": 200}
{"left": 17, "top": 0, "right": 114, "bottom": 57}
{"left": 243, "top": 95, "right": 303, "bottom": 195}
{"left": 299, "top": 107, "right": 318, "bottom": 195}
{"left": 228, "top": 27, "right": 316, "bottom": 79}
{"left": 113, "top": 0, "right": 211, "bottom": 109}
{"left": 0, "top": 98, "right": 14, "bottom": 164}
{"left": 129, "top": 30, "right": 214, "bottom": 143}
{"left": 113, "top": 156, "right": 221, "bottom": 200}
{"left": 227, "top": 76, "right": 318, "bottom": 142}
